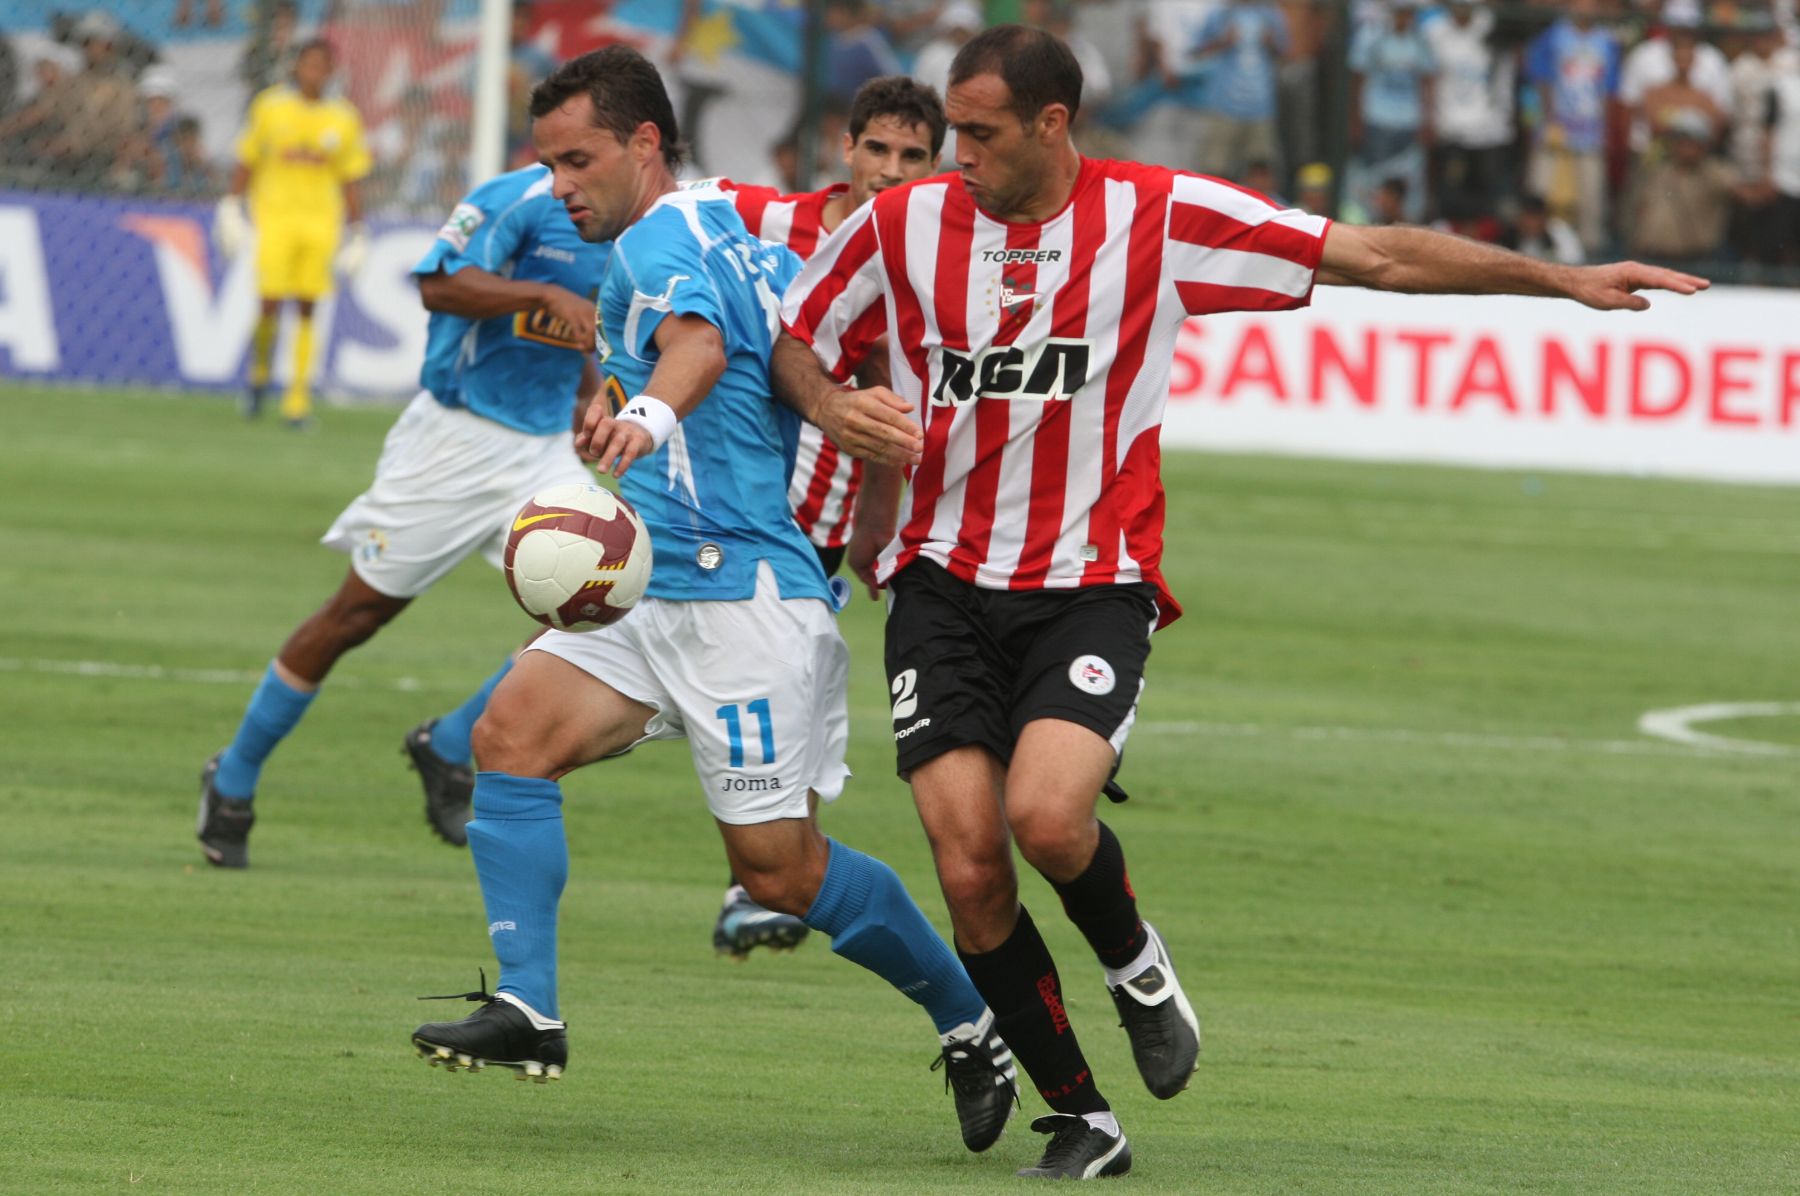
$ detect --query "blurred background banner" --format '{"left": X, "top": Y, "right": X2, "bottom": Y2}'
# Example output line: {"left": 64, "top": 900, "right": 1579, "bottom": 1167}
{"left": 1162, "top": 286, "right": 1800, "bottom": 484}
{"left": 1, "top": 0, "right": 1796, "bottom": 479}
{"left": 0, "top": 188, "right": 436, "bottom": 393}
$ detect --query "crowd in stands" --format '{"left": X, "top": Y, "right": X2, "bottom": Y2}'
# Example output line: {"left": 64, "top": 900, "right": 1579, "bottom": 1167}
{"left": 2, "top": 1, "right": 1796, "bottom": 277}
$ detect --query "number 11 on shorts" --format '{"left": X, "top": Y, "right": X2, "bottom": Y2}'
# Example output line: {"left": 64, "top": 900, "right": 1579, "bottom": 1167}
{"left": 715, "top": 698, "right": 775, "bottom": 768}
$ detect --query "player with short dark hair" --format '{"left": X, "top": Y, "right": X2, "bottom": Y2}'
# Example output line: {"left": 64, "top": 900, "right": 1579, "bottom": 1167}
{"left": 409, "top": 47, "right": 1020, "bottom": 1158}
{"left": 775, "top": 22, "right": 1705, "bottom": 1181}
{"left": 702, "top": 73, "right": 946, "bottom": 958}
{"left": 523, "top": 43, "right": 684, "bottom": 170}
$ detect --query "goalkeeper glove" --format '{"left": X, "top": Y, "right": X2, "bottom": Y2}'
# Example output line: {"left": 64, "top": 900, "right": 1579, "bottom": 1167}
{"left": 336, "top": 222, "right": 370, "bottom": 277}
{"left": 213, "top": 196, "right": 249, "bottom": 260}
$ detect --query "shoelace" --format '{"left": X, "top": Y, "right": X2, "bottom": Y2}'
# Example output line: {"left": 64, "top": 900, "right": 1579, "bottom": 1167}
{"left": 931, "top": 1045, "right": 988, "bottom": 1097}
{"left": 931, "top": 1040, "right": 1020, "bottom": 1105}
{"left": 417, "top": 967, "right": 496, "bottom": 1004}
{"left": 1034, "top": 1119, "right": 1098, "bottom": 1170}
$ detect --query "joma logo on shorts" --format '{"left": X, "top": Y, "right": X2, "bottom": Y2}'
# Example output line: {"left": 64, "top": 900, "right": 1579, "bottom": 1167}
{"left": 932, "top": 339, "right": 1092, "bottom": 407}
{"left": 720, "top": 777, "right": 783, "bottom": 792}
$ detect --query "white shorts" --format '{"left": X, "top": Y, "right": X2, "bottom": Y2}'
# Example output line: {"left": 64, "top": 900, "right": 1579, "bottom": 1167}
{"left": 322, "top": 391, "right": 593, "bottom": 598}
{"left": 526, "top": 563, "right": 851, "bottom": 825}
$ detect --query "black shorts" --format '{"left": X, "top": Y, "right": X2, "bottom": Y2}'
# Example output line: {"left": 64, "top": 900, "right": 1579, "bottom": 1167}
{"left": 813, "top": 542, "right": 846, "bottom": 578}
{"left": 883, "top": 558, "right": 1157, "bottom": 776}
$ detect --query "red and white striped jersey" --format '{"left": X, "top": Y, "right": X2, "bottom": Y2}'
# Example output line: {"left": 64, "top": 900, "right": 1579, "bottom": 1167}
{"left": 781, "top": 158, "right": 1330, "bottom": 625}
{"left": 717, "top": 178, "right": 862, "bottom": 549}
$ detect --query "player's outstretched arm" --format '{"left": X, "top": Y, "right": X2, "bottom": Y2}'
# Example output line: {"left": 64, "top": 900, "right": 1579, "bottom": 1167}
{"left": 581, "top": 313, "right": 725, "bottom": 477}
{"left": 1317, "top": 223, "right": 1709, "bottom": 312}
{"left": 418, "top": 266, "right": 595, "bottom": 333}
{"left": 771, "top": 331, "right": 922, "bottom": 466}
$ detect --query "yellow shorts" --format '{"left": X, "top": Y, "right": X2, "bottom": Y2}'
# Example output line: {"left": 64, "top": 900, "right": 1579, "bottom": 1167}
{"left": 254, "top": 217, "right": 340, "bottom": 300}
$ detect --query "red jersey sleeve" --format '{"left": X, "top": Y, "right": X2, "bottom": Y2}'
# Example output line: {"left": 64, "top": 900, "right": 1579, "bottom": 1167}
{"left": 712, "top": 178, "right": 780, "bottom": 240}
{"left": 1165, "top": 172, "right": 1331, "bottom": 315}
{"left": 779, "top": 197, "right": 889, "bottom": 383}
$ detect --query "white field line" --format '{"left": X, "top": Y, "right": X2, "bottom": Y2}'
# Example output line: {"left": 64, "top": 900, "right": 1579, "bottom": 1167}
{"left": 0, "top": 656, "right": 428, "bottom": 692}
{"left": 7, "top": 655, "right": 1794, "bottom": 760}
{"left": 1635, "top": 702, "right": 1800, "bottom": 756}
{"left": 1140, "top": 719, "right": 1796, "bottom": 759}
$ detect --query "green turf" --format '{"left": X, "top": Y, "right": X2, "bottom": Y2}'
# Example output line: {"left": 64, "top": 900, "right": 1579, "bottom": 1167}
{"left": 2, "top": 386, "right": 1795, "bottom": 1194}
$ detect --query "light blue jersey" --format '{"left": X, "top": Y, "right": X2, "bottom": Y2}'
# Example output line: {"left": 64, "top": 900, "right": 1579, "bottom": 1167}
{"left": 598, "top": 185, "right": 828, "bottom": 605}
{"left": 413, "top": 165, "right": 610, "bottom": 436}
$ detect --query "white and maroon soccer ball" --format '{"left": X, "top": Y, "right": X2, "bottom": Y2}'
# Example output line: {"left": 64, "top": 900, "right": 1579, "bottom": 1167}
{"left": 503, "top": 484, "right": 652, "bottom": 631}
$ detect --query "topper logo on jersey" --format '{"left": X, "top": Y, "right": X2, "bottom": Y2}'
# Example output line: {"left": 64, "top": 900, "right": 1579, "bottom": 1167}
{"left": 932, "top": 338, "right": 1093, "bottom": 407}
{"left": 981, "top": 249, "right": 1063, "bottom": 264}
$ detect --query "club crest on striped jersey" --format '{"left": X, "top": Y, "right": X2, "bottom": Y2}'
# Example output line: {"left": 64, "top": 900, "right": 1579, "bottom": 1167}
{"left": 931, "top": 338, "right": 1093, "bottom": 407}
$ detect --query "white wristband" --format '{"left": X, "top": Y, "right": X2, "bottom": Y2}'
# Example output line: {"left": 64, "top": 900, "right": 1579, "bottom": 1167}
{"left": 616, "top": 394, "right": 678, "bottom": 451}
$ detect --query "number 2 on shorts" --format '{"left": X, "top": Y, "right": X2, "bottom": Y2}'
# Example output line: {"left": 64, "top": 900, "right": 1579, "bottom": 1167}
{"left": 715, "top": 698, "right": 775, "bottom": 768}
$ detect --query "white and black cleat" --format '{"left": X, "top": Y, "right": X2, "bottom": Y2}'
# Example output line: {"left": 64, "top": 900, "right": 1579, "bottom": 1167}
{"left": 1109, "top": 922, "right": 1201, "bottom": 1099}
{"left": 1016, "top": 1114, "right": 1132, "bottom": 1180}
{"left": 932, "top": 1008, "right": 1019, "bottom": 1152}
{"left": 412, "top": 974, "right": 566, "bottom": 1083}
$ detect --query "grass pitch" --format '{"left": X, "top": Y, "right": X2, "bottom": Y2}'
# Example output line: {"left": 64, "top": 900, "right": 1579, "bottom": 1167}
{"left": 2, "top": 386, "right": 1796, "bottom": 1194}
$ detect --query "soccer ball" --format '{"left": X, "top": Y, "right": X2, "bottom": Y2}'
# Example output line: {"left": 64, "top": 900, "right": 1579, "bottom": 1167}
{"left": 503, "top": 484, "right": 652, "bottom": 631}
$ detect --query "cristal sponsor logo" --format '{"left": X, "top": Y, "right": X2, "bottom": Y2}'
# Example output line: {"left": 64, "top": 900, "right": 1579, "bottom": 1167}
{"left": 933, "top": 338, "right": 1092, "bottom": 407}
{"left": 488, "top": 920, "right": 517, "bottom": 934}
{"left": 1068, "top": 654, "right": 1115, "bottom": 696}
{"left": 894, "top": 717, "right": 933, "bottom": 740}
{"left": 720, "top": 776, "right": 784, "bottom": 792}
{"left": 981, "top": 249, "right": 1062, "bottom": 263}
{"left": 1036, "top": 973, "right": 1070, "bottom": 1034}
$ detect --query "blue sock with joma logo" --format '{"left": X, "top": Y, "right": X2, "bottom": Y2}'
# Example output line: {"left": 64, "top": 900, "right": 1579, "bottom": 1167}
{"left": 466, "top": 772, "right": 566, "bottom": 1019}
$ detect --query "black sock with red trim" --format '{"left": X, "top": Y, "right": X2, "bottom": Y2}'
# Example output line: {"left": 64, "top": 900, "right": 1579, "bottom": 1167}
{"left": 957, "top": 904, "right": 1108, "bottom": 1115}
{"left": 1050, "top": 821, "right": 1149, "bottom": 971}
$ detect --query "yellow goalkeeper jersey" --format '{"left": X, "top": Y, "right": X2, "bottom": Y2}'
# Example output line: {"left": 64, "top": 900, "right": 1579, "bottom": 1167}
{"left": 236, "top": 85, "right": 371, "bottom": 224}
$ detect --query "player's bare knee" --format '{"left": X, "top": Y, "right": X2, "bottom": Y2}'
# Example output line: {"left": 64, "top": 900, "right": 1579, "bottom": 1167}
{"left": 1008, "top": 802, "right": 1094, "bottom": 878}
{"left": 321, "top": 592, "right": 401, "bottom": 650}
{"left": 470, "top": 701, "right": 557, "bottom": 778}
{"left": 936, "top": 852, "right": 1016, "bottom": 923}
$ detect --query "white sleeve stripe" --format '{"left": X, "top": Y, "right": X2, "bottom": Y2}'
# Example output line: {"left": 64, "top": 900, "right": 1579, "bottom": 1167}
{"left": 1175, "top": 246, "right": 1315, "bottom": 298}
{"left": 1171, "top": 173, "right": 1330, "bottom": 240}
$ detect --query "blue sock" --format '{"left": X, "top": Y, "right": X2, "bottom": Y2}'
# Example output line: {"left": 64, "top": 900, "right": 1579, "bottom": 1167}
{"left": 466, "top": 772, "right": 567, "bottom": 1019}
{"left": 215, "top": 663, "right": 316, "bottom": 799}
{"left": 430, "top": 657, "right": 513, "bottom": 767}
{"left": 804, "top": 839, "right": 988, "bottom": 1035}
